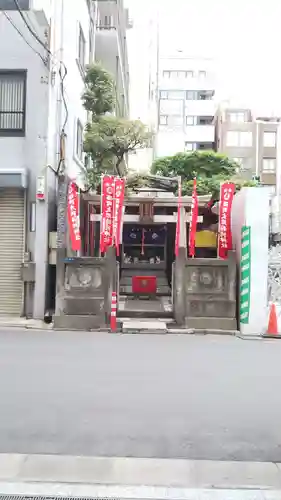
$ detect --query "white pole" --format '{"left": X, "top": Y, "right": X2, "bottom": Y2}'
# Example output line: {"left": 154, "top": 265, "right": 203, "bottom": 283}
{"left": 255, "top": 120, "right": 259, "bottom": 177}
{"left": 275, "top": 123, "right": 281, "bottom": 234}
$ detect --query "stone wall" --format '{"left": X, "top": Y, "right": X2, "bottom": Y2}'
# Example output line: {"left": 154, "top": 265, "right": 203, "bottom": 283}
{"left": 54, "top": 254, "right": 115, "bottom": 330}
{"left": 174, "top": 252, "right": 237, "bottom": 330}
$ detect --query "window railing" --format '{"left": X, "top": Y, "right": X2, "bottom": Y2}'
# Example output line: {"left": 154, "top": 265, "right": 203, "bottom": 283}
{"left": 0, "top": 70, "right": 26, "bottom": 136}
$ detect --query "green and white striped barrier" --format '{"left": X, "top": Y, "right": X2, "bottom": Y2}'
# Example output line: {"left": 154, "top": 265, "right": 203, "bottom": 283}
{"left": 240, "top": 226, "right": 251, "bottom": 324}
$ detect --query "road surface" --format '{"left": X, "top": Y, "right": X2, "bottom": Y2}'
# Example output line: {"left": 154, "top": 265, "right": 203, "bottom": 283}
{"left": 0, "top": 330, "right": 280, "bottom": 461}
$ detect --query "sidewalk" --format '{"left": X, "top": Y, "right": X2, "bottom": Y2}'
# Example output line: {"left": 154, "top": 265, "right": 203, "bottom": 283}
{"left": 0, "top": 317, "right": 52, "bottom": 330}
{"left": 1, "top": 453, "right": 281, "bottom": 499}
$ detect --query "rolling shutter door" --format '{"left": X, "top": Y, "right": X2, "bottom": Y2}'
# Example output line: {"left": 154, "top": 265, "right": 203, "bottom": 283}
{"left": 0, "top": 189, "right": 24, "bottom": 316}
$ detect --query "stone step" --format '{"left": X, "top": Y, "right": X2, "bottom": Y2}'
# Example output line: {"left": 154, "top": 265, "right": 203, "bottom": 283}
{"left": 118, "top": 297, "right": 173, "bottom": 319}
{"left": 118, "top": 308, "right": 173, "bottom": 319}
{"left": 122, "top": 320, "right": 168, "bottom": 333}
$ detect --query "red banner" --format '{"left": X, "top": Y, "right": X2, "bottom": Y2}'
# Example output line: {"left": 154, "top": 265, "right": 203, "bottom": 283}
{"left": 67, "top": 181, "right": 81, "bottom": 252}
{"left": 112, "top": 177, "right": 125, "bottom": 255}
{"left": 175, "top": 177, "right": 182, "bottom": 257}
{"left": 100, "top": 175, "right": 115, "bottom": 254}
{"left": 218, "top": 182, "right": 235, "bottom": 259}
{"left": 188, "top": 178, "right": 198, "bottom": 257}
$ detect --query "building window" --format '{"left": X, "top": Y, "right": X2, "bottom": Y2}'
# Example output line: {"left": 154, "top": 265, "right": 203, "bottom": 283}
{"left": 160, "top": 90, "right": 168, "bottom": 99}
{"left": 104, "top": 15, "right": 113, "bottom": 27}
{"left": 198, "top": 70, "right": 206, "bottom": 78}
{"left": 163, "top": 71, "right": 171, "bottom": 78}
{"left": 262, "top": 158, "right": 276, "bottom": 172}
{"left": 229, "top": 112, "right": 245, "bottom": 123}
{"left": 197, "top": 142, "right": 214, "bottom": 150}
{"left": 264, "top": 131, "right": 276, "bottom": 148}
{"left": 186, "top": 116, "right": 196, "bottom": 125}
{"left": 159, "top": 115, "right": 167, "bottom": 125}
{"left": 78, "top": 24, "right": 86, "bottom": 72}
{"left": 226, "top": 131, "right": 252, "bottom": 147}
{"left": 186, "top": 71, "right": 194, "bottom": 78}
{"left": 198, "top": 116, "right": 213, "bottom": 125}
{"left": 198, "top": 90, "right": 213, "bottom": 100}
{"left": 76, "top": 119, "right": 84, "bottom": 161}
{"left": 0, "top": 70, "right": 26, "bottom": 136}
{"left": 186, "top": 90, "right": 195, "bottom": 100}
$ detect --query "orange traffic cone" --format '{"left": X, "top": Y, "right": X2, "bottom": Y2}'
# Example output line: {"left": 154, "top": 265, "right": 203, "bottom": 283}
{"left": 262, "top": 303, "right": 281, "bottom": 338}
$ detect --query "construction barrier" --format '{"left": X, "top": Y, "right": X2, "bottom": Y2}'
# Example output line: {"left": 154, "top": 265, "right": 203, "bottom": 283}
{"left": 262, "top": 303, "right": 281, "bottom": 338}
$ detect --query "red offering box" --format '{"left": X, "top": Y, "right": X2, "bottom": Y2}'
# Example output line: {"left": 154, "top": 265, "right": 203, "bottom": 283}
{"left": 132, "top": 276, "right": 157, "bottom": 294}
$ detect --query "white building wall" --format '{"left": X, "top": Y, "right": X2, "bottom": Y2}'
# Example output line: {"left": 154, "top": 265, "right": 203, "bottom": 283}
{"left": 156, "top": 131, "right": 185, "bottom": 157}
{"left": 185, "top": 125, "right": 215, "bottom": 143}
{"left": 0, "top": 0, "right": 93, "bottom": 318}
{"left": 156, "top": 55, "right": 216, "bottom": 158}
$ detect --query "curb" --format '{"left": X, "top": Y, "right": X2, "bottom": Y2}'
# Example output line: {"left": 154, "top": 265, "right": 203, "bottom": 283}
{"left": 168, "top": 328, "right": 238, "bottom": 336}
{"left": 0, "top": 323, "right": 53, "bottom": 331}
{"left": 0, "top": 324, "right": 241, "bottom": 336}
{"left": 0, "top": 482, "right": 276, "bottom": 500}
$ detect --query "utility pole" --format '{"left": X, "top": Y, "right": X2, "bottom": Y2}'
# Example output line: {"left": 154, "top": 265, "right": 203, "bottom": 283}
{"left": 55, "top": 132, "right": 68, "bottom": 317}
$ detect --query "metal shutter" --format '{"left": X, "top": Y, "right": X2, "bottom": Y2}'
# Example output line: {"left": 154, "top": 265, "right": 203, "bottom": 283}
{"left": 0, "top": 189, "right": 24, "bottom": 316}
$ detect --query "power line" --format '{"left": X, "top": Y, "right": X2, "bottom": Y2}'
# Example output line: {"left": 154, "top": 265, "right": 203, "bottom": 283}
{"left": 12, "top": 0, "right": 52, "bottom": 56}
{"left": 12, "top": 0, "right": 69, "bottom": 130}
{"left": 1, "top": 11, "right": 47, "bottom": 66}
{"left": 11, "top": 0, "right": 69, "bottom": 177}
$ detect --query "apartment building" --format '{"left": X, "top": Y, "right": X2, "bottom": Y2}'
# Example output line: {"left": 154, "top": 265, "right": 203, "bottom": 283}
{"left": 95, "top": 0, "right": 131, "bottom": 118}
{"left": 215, "top": 107, "right": 279, "bottom": 188}
{"left": 0, "top": 0, "right": 130, "bottom": 319}
{"left": 156, "top": 55, "right": 216, "bottom": 158}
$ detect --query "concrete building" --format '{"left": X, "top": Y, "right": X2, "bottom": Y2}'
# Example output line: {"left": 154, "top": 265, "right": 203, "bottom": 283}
{"left": 0, "top": 0, "right": 130, "bottom": 319}
{"left": 215, "top": 107, "right": 279, "bottom": 189}
{"left": 95, "top": 0, "right": 131, "bottom": 118}
{"left": 127, "top": 3, "right": 158, "bottom": 173}
{"left": 156, "top": 55, "right": 216, "bottom": 158}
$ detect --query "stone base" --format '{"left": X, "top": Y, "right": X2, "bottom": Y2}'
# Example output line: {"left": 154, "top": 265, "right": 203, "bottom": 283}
{"left": 185, "top": 317, "right": 237, "bottom": 330}
{"left": 54, "top": 315, "right": 106, "bottom": 331}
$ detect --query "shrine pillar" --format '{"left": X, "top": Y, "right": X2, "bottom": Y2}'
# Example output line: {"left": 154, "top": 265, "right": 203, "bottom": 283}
{"left": 173, "top": 206, "right": 187, "bottom": 325}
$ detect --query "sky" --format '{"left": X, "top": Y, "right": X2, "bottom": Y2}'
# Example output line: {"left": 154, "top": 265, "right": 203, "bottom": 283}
{"left": 125, "top": 0, "right": 281, "bottom": 121}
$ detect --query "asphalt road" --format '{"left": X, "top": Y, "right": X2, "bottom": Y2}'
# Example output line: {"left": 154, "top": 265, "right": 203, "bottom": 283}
{"left": 0, "top": 330, "right": 281, "bottom": 462}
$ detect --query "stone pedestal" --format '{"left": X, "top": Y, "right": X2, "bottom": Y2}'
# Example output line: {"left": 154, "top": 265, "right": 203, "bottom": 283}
{"left": 54, "top": 257, "right": 111, "bottom": 330}
{"left": 184, "top": 252, "right": 237, "bottom": 330}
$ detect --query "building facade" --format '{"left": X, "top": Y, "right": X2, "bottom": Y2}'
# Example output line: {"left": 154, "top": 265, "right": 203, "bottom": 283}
{"left": 215, "top": 107, "right": 279, "bottom": 189}
{"left": 0, "top": 0, "right": 130, "bottom": 319}
{"left": 95, "top": 0, "right": 131, "bottom": 118}
{"left": 156, "top": 55, "right": 216, "bottom": 158}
